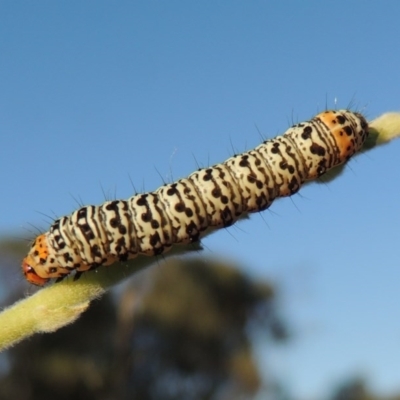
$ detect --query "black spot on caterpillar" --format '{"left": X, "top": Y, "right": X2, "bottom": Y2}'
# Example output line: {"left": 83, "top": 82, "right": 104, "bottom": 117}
{"left": 22, "top": 110, "right": 368, "bottom": 285}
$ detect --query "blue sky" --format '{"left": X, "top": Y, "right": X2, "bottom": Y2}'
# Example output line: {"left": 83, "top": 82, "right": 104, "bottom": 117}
{"left": 1, "top": 1, "right": 400, "bottom": 399}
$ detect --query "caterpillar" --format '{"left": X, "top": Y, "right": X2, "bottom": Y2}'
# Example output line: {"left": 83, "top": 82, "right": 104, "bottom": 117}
{"left": 22, "top": 110, "right": 368, "bottom": 285}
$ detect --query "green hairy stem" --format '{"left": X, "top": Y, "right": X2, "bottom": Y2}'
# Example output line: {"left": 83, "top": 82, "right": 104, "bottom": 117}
{"left": 0, "top": 110, "right": 399, "bottom": 351}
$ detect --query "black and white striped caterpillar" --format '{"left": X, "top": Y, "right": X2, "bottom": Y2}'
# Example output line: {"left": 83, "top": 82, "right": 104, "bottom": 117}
{"left": 22, "top": 110, "right": 368, "bottom": 285}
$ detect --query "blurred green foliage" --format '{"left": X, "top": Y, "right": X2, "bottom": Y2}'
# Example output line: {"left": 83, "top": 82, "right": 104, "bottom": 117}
{"left": 0, "top": 238, "right": 286, "bottom": 400}
{"left": 1, "top": 237, "right": 399, "bottom": 400}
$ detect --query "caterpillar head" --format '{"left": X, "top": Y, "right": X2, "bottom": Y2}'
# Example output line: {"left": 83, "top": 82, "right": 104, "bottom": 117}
{"left": 22, "top": 234, "right": 58, "bottom": 286}
{"left": 22, "top": 257, "right": 49, "bottom": 286}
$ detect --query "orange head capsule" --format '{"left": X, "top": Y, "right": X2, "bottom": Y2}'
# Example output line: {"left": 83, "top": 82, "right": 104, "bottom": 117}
{"left": 22, "top": 234, "right": 51, "bottom": 286}
{"left": 22, "top": 257, "right": 49, "bottom": 286}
